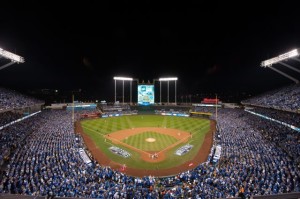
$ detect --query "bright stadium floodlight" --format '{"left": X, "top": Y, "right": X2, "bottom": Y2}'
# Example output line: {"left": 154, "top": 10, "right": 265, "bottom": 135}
{"left": 113, "top": 76, "right": 135, "bottom": 105}
{"left": 260, "top": 49, "right": 299, "bottom": 84}
{"left": 261, "top": 49, "right": 299, "bottom": 67}
{"left": 158, "top": 77, "right": 178, "bottom": 105}
{"left": 159, "top": 77, "right": 178, "bottom": 81}
{"left": 0, "top": 47, "right": 25, "bottom": 63}
{"left": 113, "top": 77, "right": 133, "bottom": 81}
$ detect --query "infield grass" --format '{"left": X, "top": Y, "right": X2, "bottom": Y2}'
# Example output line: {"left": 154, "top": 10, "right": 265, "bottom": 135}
{"left": 123, "top": 131, "right": 178, "bottom": 151}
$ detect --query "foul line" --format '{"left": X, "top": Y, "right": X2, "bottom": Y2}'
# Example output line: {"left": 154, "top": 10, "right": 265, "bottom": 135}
{"left": 104, "top": 135, "right": 152, "bottom": 156}
{"left": 82, "top": 126, "right": 115, "bottom": 147}
{"left": 157, "top": 135, "right": 191, "bottom": 156}
{"left": 82, "top": 126, "right": 105, "bottom": 136}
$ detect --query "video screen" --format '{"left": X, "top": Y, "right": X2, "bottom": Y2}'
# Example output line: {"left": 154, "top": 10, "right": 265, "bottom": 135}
{"left": 138, "top": 85, "right": 155, "bottom": 105}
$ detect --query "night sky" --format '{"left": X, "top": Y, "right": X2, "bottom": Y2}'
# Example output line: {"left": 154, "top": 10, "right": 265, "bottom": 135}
{"left": 1, "top": 1, "right": 300, "bottom": 102}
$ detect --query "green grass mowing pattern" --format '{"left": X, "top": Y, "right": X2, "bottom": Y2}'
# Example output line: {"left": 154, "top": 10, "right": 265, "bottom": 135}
{"left": 81, "top": 115, "right": 211, "bottom": 170}
{"left": 123, "top": 131, "right": 178, "bottom": 151}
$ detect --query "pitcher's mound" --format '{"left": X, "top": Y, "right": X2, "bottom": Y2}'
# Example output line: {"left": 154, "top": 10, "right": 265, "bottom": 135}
{"left": 145, "top": 138, "right": 156, "bottom": 142}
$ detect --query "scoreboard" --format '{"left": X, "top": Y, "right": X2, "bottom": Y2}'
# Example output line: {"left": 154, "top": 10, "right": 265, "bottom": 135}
{"left": 138, "top": 85, "right": 154, "bottom": 105}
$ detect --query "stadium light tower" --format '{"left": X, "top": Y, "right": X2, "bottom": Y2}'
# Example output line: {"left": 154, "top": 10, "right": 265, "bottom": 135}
{"left": 0, "top": 47, "right": 25, "bottom": 71}
{"left": 113, "top": 76, "right": 134, "bottom": 105}
{"left": 159, "top": 77, "right": 178, "bottom": 105}
{"left": 261, "top": 49, "right": 299, "bottom": 84}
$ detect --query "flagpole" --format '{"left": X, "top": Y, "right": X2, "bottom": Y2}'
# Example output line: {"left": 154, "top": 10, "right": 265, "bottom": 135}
{"left": 215, "top": 94, "right": 218, "bottom": 122}
{"left": 72, "top": 94, "right": 74, "bottom": 124}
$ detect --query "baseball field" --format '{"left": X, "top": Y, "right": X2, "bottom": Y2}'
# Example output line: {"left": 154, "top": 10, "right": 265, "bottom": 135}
{"left": 77, "top": 115, "right": 214, "bottom": 177}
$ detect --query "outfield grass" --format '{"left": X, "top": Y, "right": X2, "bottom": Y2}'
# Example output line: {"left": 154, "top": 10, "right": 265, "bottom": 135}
{"left": 81, "top": 115, "right": 211, "bottom": 170}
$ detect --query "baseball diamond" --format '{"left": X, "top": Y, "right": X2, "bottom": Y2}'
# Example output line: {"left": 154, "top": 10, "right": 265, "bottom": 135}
{"left": 77, "top": 115, "right": 214, "bottom": 177}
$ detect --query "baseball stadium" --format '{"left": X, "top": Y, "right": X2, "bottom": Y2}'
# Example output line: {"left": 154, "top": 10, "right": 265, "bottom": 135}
{"left": 1, "top": 48, "right": 300, "bottom": 198}
{"left": 1, "top": 5, "right": 300, "bottom": 199}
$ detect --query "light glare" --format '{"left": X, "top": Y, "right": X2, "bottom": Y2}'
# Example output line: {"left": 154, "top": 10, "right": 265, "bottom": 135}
{"left": 261, "top": 49, "right": 299, "bottom": 67}
{"left": 0, "top": 48, "right": 25, "bottom": 63}
{"left": 113, "top": 77, "right": 133, "bottom": 81}
{"left": 159, "top": 77, "right": 178, "bottom": 81}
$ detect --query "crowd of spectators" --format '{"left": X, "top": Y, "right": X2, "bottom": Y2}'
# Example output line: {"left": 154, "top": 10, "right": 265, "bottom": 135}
{"left": 193, "top": 106, "right": 217, "bottom": 113}
{"left": 1, "top": 110, "right": 161, "bottom": 198}
{"left": 242, "top": 109, "right": 300, "bottom": 165}
{"left": 0, "top": 83, "right": 300, "bottom": 199}
{"left": 241, "top": 84, "right": 300, "bottom": 113}
{"left": 0, "top": 108, "right": 299, "bottom": 198}
{"left": 246, "top": 107, "right": 300, "bottom": 128}
{"left": 0, "top": 114, "right": 40, "bottom": 167}
{"left": 0, "top": 111, "right": 23, "bottom": 127}
{"left": 0, "top": 88, "right": 44, "bottom": 111}
{"left": 212, "top": 109, "right": 300, "bottom": 198}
